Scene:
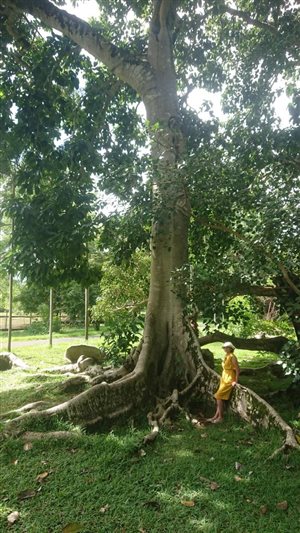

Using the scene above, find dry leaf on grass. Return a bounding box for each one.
[235,462,242,471]
[62,523,82,533]
[36,471,49,483]
[260,505,268,515]
[7,511,20,525]
[99,504,109,514]
[23,442,32,451]
[138,449,146,457]
[17,489,36,501]
[199,476,220,490]
[276,501,288,511]
[234,475,243,482]
[181,500,195,507]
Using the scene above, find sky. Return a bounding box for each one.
[64,1,292,127]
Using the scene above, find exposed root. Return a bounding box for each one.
[22,431,78,441]
[43,363,78,374]
[142,388,194,445]
[0,401,50,420]
[188,325,300,456]
[268,429,300,459]
[0,352,30,371]
[4,364,148,437]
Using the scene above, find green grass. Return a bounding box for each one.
[0,341,105,417]
[0,326,100,342]
[0,338,299,532]
[1,418,300,533]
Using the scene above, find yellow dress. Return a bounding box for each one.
[214,354,236,400]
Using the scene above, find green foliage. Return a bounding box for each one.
[92,249,150,359]
[1,0,299,356]
[279,341,300,382]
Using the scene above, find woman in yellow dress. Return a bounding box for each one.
[208,341,240,423]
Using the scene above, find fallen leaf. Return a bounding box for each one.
[210,482,220,491]
[138,529,148,533]
[99,504,109,514]
[62,523,82,533]
[209,457,215,462]
[138,449,146,457]
[276,500,288,511]
[36,471,49,483]
[7,511,20,525]
[11,459,18,465]
[181,500,195,507]
[260,505,268,515]
[23,442,32,451]
[235,462,242,471]
[201,432,208,438]
[234,475,242,482]
[17,489,36,500]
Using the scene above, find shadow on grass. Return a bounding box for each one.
[0,416,300,533]
[0,378,70,417]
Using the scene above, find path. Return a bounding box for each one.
[0,336,99,349]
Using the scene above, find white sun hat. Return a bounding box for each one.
[222,341,236,350]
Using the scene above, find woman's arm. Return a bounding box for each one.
[231,355,240,386]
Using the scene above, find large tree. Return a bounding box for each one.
[1,0,299,449]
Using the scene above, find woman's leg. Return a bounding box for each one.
[207,401,220,421]
[213,400,224,423]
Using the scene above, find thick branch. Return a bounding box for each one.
[1,0,154,95]
[235,285,280,297]
[224,5,277,33]
[198,330,288,354]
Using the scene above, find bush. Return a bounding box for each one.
[25,317,61,334]
[279,341,300,382]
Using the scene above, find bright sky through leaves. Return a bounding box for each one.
[65,0,292,127]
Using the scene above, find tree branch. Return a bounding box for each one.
[224,4,277,34]
[198,330,288,354]
[1,0,154,94]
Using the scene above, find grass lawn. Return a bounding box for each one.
[0,338,300,532]
[0,326,100,343]
[1,419,300,532]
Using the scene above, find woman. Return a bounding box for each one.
[208,341,240,424]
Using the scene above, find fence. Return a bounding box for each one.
[0,315,40,331]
